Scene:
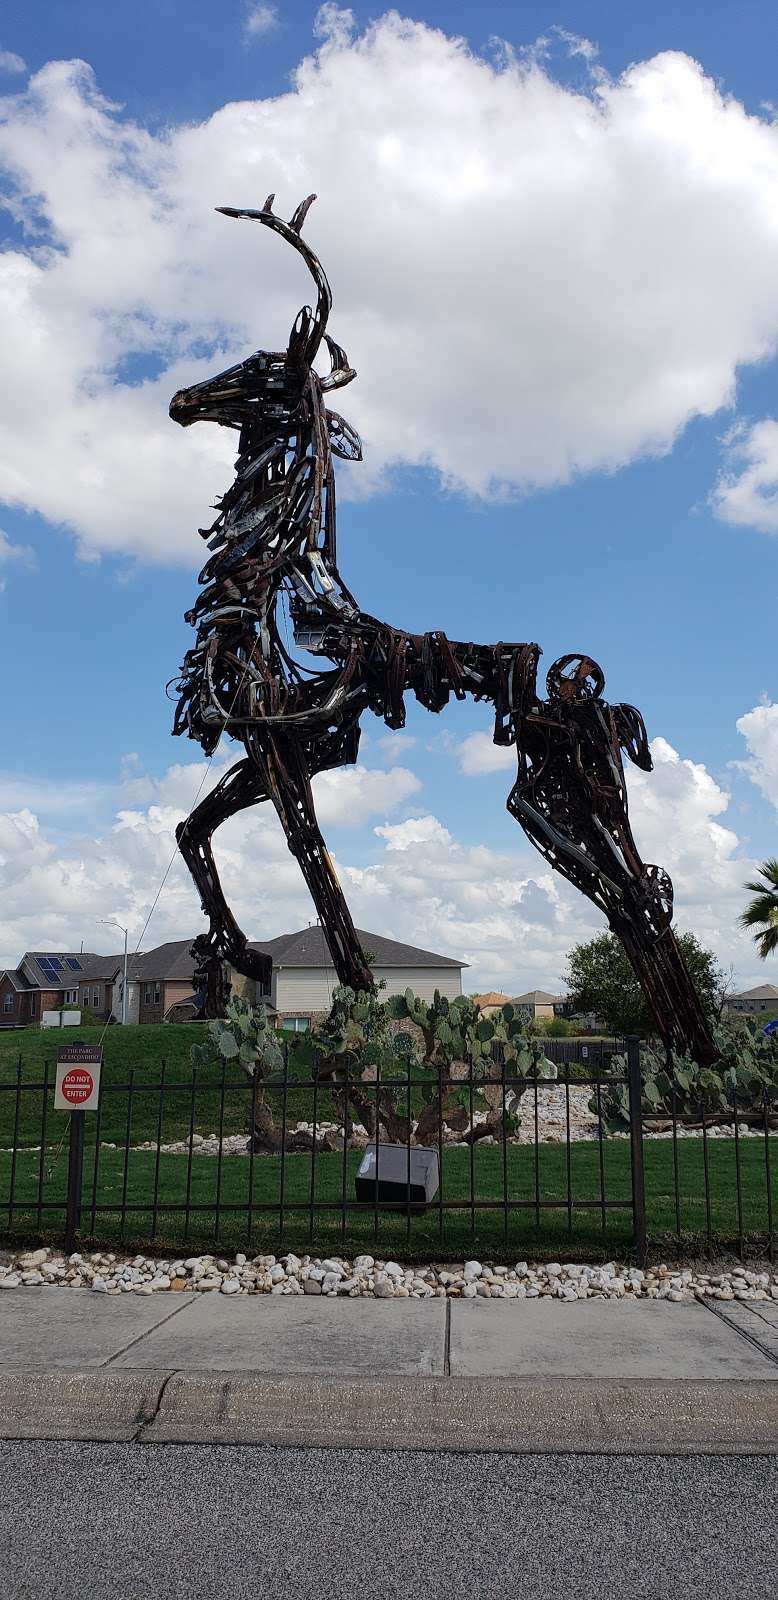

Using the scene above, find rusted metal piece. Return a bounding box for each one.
[170,196,718,1067]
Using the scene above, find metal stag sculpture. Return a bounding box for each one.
[169,195,717,1067]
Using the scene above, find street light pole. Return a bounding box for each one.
[99,919,129,1025]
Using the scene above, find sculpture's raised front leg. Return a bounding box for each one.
[176,759,274,1016]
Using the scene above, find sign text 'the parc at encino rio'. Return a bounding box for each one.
[54,1044,103,1112]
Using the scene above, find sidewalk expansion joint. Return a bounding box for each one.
[701,1298,778,1369]
[103,1296,194,1367]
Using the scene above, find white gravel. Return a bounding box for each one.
[3,1086,767,1161]
[1,1246,776,1303]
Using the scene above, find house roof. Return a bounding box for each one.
[13,927,466,990]
[20,952,116,990]
[128,940,198,982]
[249,926,466,970]
[513,990,566,1006]
[731,984,778,1001]
[473,991,512,1008]
[0,969,36,993]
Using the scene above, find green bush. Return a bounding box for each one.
[544,1017,574,1038]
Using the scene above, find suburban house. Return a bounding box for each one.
[246,926,465,1030]
[0,951,121,1028]
[472,991,513,1016]
[2,928,465,1030]
[725,983,778,1016]
[117,941,204,1025]
[513,989,571,1020]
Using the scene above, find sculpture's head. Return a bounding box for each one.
[169,195,361,459]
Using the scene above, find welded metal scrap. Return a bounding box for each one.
[168,194,717,1066]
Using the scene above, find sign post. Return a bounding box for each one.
[56,1044,103,1250]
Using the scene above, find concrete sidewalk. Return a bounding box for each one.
[0,1288,777,1453]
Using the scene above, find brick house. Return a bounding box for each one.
[119,941,201,1024]
[0,951,121,1028]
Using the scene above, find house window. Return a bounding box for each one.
[29,994,36,1016]
[3,993,14,1013]
[144,983,161,1006]
[92,989,100,1009]
[64,990,78,1005]
[285,1016,310,1033]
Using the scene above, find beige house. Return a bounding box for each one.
[248,926,465,1030]
[725,983,778,1016]
[513,989,569,1020]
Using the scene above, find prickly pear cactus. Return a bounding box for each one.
[193,987,558,1151]
[191,995,284,1080]
[591,1018,778,1132]
[385,992,555,1143]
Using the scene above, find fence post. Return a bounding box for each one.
[64,1110,85,1252]
[626,1035,647,1264]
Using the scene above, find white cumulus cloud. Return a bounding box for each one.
[736,700,778,811]
[456,731,516,775]
[2,24,778,562]
[712,418,778,534]
[0,48,25,74]
[0,528,36,592]
[244,4,279,40]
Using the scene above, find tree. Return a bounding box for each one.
[741,859,778,960]
[565,931,724,1036]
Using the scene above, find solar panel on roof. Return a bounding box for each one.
[65,958,82,970]
[48,958,63,971]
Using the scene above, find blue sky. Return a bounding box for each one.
[0,2,776,988]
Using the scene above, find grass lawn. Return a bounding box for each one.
[0,1023,527,1149]
[0,1022,618,1152]
[0,1024,355,1148]
[1,1137,775,1262]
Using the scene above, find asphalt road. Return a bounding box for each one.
[1,1441,776,1598]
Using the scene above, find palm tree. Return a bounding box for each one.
[741,859,778,960]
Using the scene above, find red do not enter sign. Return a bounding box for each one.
[60,1068,94,1106]
[55,1048,102,1111]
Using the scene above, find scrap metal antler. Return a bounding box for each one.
[170,196,717,1066]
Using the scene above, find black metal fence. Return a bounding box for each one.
[0,1038,775,1261]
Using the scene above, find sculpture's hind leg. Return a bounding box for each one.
[251,729,375,994]
[176,758,274,1015]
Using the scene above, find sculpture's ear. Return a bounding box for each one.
[326,410,362,462]
[614,703,652,770]
[320,333,356,392]
[288,305,315,368]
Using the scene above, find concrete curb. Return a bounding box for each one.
[3,1370,776,1453]
[0,1370,171,1442]
[142,1374,778,1454]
